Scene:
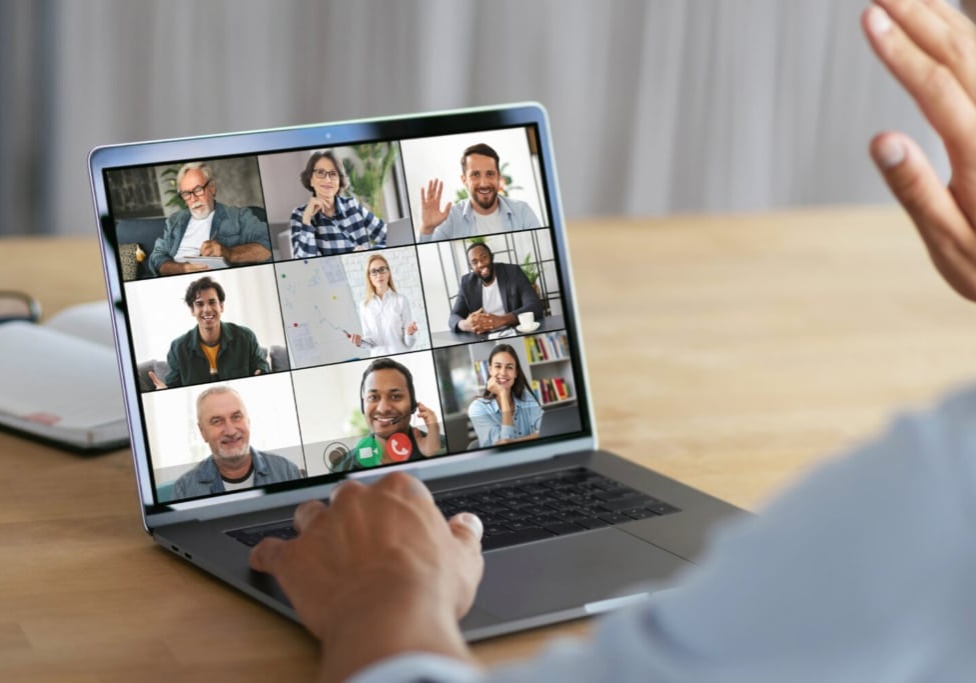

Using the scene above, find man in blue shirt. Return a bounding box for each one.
[418,143,542,243]
[248,2,976,681]
[149,162,272,276]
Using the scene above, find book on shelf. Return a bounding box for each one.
[531,376,572,406]
[473,359,490,387]
[0,301,128,452]
[524,332,569,363]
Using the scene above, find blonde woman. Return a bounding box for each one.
[346,254,418,357]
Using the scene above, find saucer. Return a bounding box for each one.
[516,321,541,333]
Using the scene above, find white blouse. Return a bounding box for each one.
[360,289,416,357]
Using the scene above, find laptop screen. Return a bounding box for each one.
[89,104,592,512]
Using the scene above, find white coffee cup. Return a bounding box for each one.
[518,311,535,328]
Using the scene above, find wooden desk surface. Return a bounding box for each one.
[3,206,976,681]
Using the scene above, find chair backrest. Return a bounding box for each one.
[385,217,414,247]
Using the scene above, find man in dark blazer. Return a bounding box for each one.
[448,242,543,334]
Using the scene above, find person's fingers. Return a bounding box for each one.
[875,0,976,96]
[447,512,485,617]
[915,0,976,44]
[864,3,976,165]
[329,479,365,506]
[292,499,329,533]
[870,131,976,299]
[249,536,286,573]
[375,471,434,505]
[448,511,484,546]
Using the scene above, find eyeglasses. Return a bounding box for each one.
[312,169,340,181]
[369,266,389,276]
[177,179,213,201]
[0,290,41,324]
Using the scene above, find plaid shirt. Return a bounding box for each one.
[290,195,386,257]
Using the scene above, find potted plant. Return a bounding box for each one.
[520,253,546,312]
[342,143,398,220]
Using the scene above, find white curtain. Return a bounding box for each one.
[0,0,951,237]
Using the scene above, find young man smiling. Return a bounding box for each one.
[149,276,270,389]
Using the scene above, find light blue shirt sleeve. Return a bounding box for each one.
[419,203,467,243]
[349,654,483,683]
[468,398,502,447]
[354,383,976,681]
[510,197,541,229]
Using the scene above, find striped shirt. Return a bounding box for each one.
[290,195,386,257]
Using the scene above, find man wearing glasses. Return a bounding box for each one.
[149,162,273,276]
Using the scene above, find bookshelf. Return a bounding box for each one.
[522,332,575,409]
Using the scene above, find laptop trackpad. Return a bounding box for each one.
[476,528,690,620]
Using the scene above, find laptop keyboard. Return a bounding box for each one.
[227,468,680,551]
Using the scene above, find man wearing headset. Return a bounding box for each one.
[331,358,442,472]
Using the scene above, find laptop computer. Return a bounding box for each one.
[88,103,744,641]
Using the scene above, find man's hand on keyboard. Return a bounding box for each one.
[249,472,484,682]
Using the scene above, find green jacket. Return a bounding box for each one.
[164,321,270,387]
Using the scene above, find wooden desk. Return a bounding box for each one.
[3,206,976,680]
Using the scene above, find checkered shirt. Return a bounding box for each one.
[290,195,387,257]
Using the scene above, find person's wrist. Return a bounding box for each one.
[317,579,473,682]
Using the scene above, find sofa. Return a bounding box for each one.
[115,217,168,280]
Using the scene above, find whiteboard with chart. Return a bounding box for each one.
[274,258,366,368]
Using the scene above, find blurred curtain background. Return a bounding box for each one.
[0,0,955,236]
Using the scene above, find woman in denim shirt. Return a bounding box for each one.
[467,343,542,447]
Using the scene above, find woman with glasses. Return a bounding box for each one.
[290,150,387,257]
[468,343,542,448]
[346,253,418,357]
